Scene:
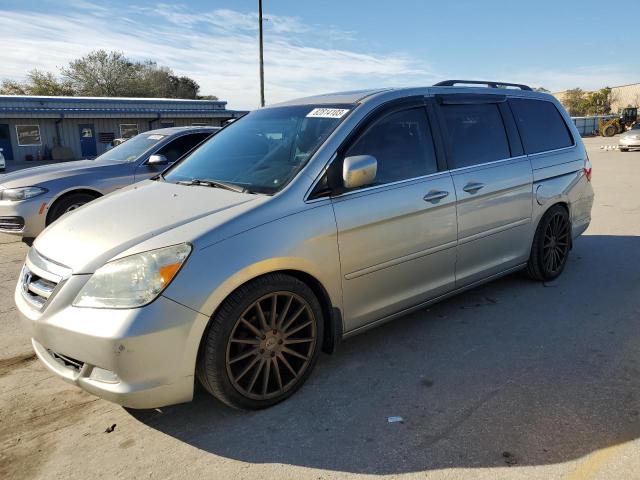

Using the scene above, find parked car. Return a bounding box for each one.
[0,127,218,238]
[619,123,640,152]
[0,148,5,172]
[16,81,594,410]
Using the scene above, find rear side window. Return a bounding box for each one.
[509,99,574,154]
[441,103,510,168]
[346,107,438,185]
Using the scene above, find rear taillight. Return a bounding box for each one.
[584,155,592,181]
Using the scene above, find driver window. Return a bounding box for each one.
[156,133,211,163]
[345,107,438,185]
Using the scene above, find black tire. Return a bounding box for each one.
[197,273,324,410]
[47,193,97,225]
[526,205,571,281]
[602,125,616,137]
[620,148,629,152]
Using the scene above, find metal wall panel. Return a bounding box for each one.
[0,116,226,162]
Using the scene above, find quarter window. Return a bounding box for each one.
[16,125,42,146]
[345,107,438,185]
[510,99,574,154]
[441,103,510,168]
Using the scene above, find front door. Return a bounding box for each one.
[79,124,97,158]
[0,124,14,160]
[331,103,457,332]
[437,98,533,287]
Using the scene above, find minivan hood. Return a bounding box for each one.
[0,160,120,188]
[34,180,259,273]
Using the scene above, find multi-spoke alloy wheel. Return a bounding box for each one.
[527,205,571,281]
[542,211,570,275]
[226,292,317,400]
[197,274,323,409]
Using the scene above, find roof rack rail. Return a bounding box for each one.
[433,80,532,91]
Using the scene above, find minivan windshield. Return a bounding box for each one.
[97,133,167,163]
[164,104,354,194]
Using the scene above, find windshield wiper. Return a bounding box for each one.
[176,178,247,193]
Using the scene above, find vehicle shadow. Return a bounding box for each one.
[128,234,640,475]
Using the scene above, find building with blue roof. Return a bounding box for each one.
[0,96,246,164]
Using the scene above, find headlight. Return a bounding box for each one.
[0,186,48,201]
[73,243,192,309]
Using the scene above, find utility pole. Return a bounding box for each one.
[258,0,265,107]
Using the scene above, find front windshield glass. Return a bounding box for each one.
[98,133,167,163]
[164,104,354,194]
[632,123,640,130]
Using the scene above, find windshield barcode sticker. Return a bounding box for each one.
[306,108,350,119]
[147,134,166,140]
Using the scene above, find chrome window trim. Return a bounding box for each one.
[526,144,577,158]
[448,155,528,174]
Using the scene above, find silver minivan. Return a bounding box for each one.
[16,81,594,410]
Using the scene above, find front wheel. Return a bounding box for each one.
[620,147,629,152]
[197,274,324,410]
[602,125,616,137]
[526,205,571,281]
[47,193,98,225]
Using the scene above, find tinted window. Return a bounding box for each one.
[510,99,573,154]
[346,107,437,185]
[157,133,211,163]
[441,103,510,168]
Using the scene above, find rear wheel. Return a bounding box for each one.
[197,274,323,410]
[526,205,571,281]
[620,147,629,152]
[47,193,98,225]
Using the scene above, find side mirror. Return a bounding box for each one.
[147,154,169,166]
[343,155,377,189]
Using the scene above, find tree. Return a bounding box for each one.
[559,87,616,116]
[62,50,147,97]
[584,88,613,115]
[1,50,212,99]
[0,69,74,96]
[561,88,588,116]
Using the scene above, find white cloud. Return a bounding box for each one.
[0,3,435,109]
[503,66,639,93]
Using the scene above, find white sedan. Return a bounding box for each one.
[619,124,640,152]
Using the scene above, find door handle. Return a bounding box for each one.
[423,190,449,203]
[463,182,485,194]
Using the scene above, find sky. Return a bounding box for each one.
[0,0,638,110]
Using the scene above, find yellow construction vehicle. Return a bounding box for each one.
[599,107,638,137]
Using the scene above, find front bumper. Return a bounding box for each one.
[16,261,211,409]
[0,196,51,237]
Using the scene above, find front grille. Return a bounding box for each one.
[0,216,24,231]
[20,249,71,311]
[47,350,85,372]
[21,268,58,309]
